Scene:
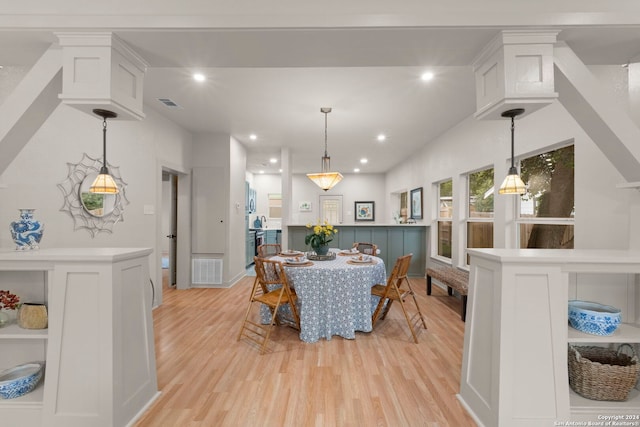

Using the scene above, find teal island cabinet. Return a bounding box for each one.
[287,224,428,277]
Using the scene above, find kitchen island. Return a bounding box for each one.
[287,224,428,276]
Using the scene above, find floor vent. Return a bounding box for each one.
[192,257,223,285]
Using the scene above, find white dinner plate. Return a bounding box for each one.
[340,249,359,254]
[350,256,372,263]
[285,258,308,265]
[281,250,304,256]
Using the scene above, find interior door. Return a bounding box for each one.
[168,173,178,287]
[192,167,226,253]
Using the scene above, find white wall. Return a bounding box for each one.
[191,133,247,286]
[0,102,194,300]
[253,174,283,229]
[228,136,247,283]
[385,98,637,268]
[290,173,386,225]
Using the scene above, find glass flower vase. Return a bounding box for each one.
[0,310,10,328]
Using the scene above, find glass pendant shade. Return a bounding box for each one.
[498,166,526,194]
[307,173,343,191]
[499,108,526,195]
[90,167,119,194]
[308,107,342,191]
[90,109,119,194]
[307,156,343,191]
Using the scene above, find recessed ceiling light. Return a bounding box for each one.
[279,169,283,173]
[421,71,434,81]
[360,158,368,164]
[249,134,257,140]
[259,170,265,174]
[354,168,360,173]
[377,134,386,142]
[270,158,278,164]
[193,73,206,82]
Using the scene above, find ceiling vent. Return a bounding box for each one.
[157,98,182,109]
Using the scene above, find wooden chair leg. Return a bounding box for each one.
[396,298,419,343]
[372,295,387,325]
[405,279,427,331]
[380,299,394,320]
[426,275,432,295]
[461,295,467,322]
[397,280,427,344]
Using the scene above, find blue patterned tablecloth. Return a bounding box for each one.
[261,250,386,343]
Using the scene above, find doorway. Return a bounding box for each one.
[162,171,178,288]
[319,194,343,224]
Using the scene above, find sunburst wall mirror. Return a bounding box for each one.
[57,153,129,237]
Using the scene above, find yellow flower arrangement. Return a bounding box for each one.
[304,220,338,248]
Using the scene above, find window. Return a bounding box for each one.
[466,167,494,264]
[268,194,282,218]
[437,180,453,258]
[518,144,574,249]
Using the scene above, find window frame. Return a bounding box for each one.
[434,179,453,261]
[515,142,575,249]
[465,166,495,265]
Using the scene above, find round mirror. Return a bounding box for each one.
[79,173,117,217]
[58,153,128,237]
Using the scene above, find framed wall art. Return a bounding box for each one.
[299,201,312,212]
[354,201,375,221]
[410,187,423,219]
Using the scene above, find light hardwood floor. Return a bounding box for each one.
[134,274,477,427]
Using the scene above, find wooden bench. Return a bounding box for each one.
[426,267,469,321]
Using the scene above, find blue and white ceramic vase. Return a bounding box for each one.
[10,209,44,251]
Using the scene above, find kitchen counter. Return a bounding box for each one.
[287,223,426,227]
[287,224,428,276]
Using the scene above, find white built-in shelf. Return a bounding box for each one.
[570,388,640,415]
[568,323,640,344]
[0,323,47,339]
[0,380,44,406]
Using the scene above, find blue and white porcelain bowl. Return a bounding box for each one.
[0,362,44,399]
[568,300,621,336]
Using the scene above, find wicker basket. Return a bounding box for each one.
[568,344,639,401]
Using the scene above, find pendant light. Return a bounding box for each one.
[90,109,119,194]
[307,107,343,191]
[498,108,527,195]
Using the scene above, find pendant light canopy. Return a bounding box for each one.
[307,107,343,191]
[498,108,527,195]
[90,109,119,194]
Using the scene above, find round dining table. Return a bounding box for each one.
[263,249,387,343]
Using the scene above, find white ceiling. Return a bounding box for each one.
[3,26,640,174]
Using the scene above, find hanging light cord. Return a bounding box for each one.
[509,115,515,170]
[101,117,109,172]
[324,111,329,158]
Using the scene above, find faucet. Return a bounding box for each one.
[260,215,267,228]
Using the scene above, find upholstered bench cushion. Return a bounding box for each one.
[425,267,470,321]
[426,267,469,295]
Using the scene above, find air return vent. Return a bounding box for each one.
[157,98,183,109]
[192,257,223,285]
